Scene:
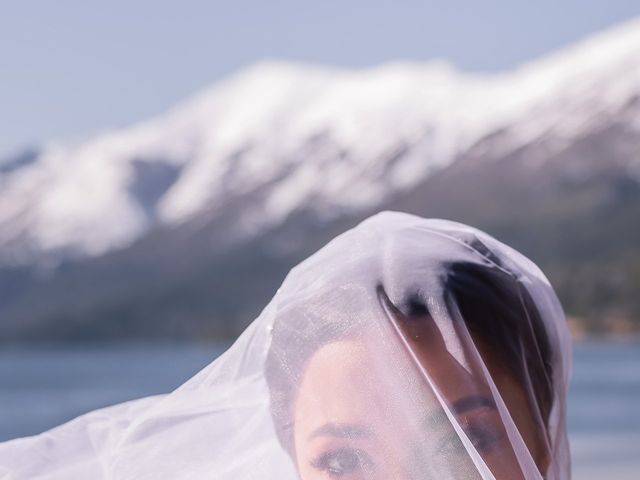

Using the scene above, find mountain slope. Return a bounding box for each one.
[1,18,640,340]
[1,18,639,267]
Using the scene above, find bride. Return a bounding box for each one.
[0,211,571,479]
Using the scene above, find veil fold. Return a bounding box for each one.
[0,211,571,480]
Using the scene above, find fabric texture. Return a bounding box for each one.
[0,211,572,479]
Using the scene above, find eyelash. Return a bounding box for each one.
[438,424,501,456]
[310,447,374,477]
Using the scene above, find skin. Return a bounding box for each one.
[291,313,550,480]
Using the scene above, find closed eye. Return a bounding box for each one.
[310,447,374,477]
[436,415,503,457]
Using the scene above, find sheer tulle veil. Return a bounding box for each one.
[0,211,572,480]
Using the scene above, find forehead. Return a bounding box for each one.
[292,339,385,452]
[292,336,435,437]
[295,339,378,410]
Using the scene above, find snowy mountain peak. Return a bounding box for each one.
[523,16,640,75]
[1,18,639,266]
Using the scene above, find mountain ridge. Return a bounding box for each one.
[1,18,639,268]
[1,19,640,339]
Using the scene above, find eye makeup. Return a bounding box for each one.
[310,447,374,477]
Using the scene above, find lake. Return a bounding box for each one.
[1,340,638,479]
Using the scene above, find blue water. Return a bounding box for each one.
[567,341,640,479]
[1,340,638,479]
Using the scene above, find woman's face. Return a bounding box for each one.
[291,318,549,480]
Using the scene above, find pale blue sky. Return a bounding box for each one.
[1,1,639,157]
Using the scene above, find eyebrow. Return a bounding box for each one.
[424,395,497,427]
[309,422,373,441]
[452,395,497,414]
[307,396,497,441]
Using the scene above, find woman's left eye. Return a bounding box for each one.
[311,447,374,477]
[437,424,500,456]
[464,424,501,453]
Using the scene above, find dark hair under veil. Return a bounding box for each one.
[264,237,554,460]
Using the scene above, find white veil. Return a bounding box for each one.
[0,211,572,480]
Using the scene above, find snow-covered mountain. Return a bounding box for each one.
[2,18,640,340]
[1,18,640,267]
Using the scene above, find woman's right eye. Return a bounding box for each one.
[310,447,374,477]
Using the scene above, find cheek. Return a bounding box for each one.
[474,341,550,473]
[492,371,549,471]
